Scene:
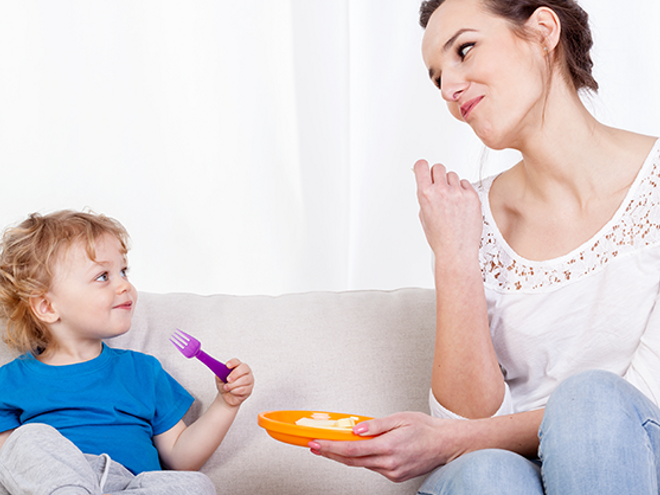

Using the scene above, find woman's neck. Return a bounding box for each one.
[508,84,647,208]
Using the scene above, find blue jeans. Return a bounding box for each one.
[418,370,660,494]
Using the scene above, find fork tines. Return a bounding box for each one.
[169,331,188,348]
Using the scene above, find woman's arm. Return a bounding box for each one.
[154,359,254,471]
[414,160,504,418]
[311,408,544,482]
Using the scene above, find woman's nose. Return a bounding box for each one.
[440,71,468,102]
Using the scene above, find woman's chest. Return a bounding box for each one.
[486,252,660,377]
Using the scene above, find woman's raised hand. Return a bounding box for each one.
[413,159,483,263]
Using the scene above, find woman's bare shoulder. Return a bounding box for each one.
[606,128,657,160]
[487,162,524,213]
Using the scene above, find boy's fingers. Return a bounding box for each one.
[224,358,240,368]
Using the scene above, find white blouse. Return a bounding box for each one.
[431,139,660,419]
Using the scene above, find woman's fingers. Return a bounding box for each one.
[430,162,448,185]
[446,171,461,187]
[310,412,452,483]
[413,158,482,258]
[413,159,432,190]
[414,158,461,189]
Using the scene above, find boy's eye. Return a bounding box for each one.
[96,273,108,282]
[120,267,129,278]
[458,42,475,59]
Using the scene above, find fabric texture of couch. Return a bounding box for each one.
[0,288,436,494]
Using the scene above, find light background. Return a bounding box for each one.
[0,0,658,295]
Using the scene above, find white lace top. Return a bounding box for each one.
[430,139,660,418]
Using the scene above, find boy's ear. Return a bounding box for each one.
[29,294,60,324]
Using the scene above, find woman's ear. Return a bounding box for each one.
[29,294,59,324]
[526,6,561,53]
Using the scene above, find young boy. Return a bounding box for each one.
[0,210,254,494]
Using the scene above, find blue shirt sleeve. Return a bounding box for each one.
[0,359,25,433]
[144,354,195,435]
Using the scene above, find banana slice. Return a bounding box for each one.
[295,414,360,430]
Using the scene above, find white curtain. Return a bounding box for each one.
[0,0,658,295]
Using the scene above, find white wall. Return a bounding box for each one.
[0,0,658,296]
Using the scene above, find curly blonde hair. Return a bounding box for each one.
[0,210,130,355]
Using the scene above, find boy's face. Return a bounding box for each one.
[45,233,138,344]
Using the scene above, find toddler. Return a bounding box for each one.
[0,210,254,494]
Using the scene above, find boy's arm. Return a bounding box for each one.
[154,359,253,471]
[0,429,15,451]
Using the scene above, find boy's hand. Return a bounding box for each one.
[156,358,254,471]
[216,359,253,407]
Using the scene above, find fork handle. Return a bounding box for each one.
[195,350,231,382]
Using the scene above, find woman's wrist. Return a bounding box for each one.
[466,410,544,458]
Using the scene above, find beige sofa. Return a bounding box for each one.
[0,288,437,494]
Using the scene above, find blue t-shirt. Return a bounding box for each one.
[0,344,194,474]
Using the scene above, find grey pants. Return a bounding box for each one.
[0,424,217,495]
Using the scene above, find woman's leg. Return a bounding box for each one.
[417,448,544,495]
[539,370,660,495]
[0,423,102,495]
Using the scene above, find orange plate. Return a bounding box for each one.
[258,410,373,447]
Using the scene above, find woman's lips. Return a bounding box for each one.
[460,96,484,120]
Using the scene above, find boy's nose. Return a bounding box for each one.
[116,276,132,293]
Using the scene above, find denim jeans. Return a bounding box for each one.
[418,370,660,495]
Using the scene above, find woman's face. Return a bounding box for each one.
[422,0,548,150]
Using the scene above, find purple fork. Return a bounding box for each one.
[170,329,231,382]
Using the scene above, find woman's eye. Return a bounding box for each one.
[96,273,108,282]
[458,43,475,59]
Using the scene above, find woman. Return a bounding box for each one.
[310,0,660,493]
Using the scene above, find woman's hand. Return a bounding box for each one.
[308,412,466,483]
[308,410,544,482]
[413,159,483,263]
[216,359,254,407]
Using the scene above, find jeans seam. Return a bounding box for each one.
[642,418,660,429]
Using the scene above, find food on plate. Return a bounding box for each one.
[295,412,360,430]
